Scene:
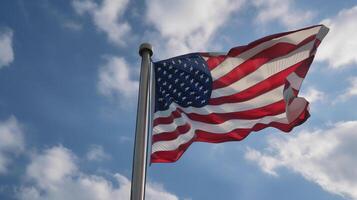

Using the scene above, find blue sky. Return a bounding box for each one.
[1,0,357,199]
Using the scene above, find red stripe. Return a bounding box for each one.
[206,55,226,71]
[153,109,181,126]
[227,25,323,57]
[152,123,191,143]
[151,102,310,163]
[295,55,313,78]
[154,100,287,126]
[185,100,286,124]
[151,139,195,163]
[203,26,322,74]
[209,57,314,105]
[212,35,317,90]
[195,105,309,142]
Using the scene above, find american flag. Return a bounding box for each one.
[151,25,329,163]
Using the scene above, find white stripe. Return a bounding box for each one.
[154,104,177,119]
[287,72,304,90]
[211,41,315,98]
[211,26,322,81]
[152,129,195,153]
[154,111,287,135]
[153,114,189,134]
[202,56,209,61]
[154,86,284,118]
[152,113,288,153]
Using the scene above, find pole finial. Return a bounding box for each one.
[139,43,153,57]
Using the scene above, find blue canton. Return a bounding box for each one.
[154,53,213,111]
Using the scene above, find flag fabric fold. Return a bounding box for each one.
[151,25,329,163]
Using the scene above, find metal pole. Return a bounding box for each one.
[130,43,153,200]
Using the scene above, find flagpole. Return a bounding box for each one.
[130,43,153,200]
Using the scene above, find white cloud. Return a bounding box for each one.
[337,76,357,101]
[0,116,25,174]
[97,56,138,101]
[26,146,77,190]
[72,0,130,46]
[0,28,14,68]
[245,121,357,199]
[145,0,245,57]
[86,145,110,161]
[18,146,179,200]
[316,6,357,68]
[300,87,325,104]
[252,0,314,29]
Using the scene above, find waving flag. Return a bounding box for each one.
[151,25,329,163]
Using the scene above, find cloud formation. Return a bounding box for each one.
[337,76,357,102]
[86,145,111,161]
[252,0,314,29]
[301,87,325,104]
[0,28,14,68]
[245,121,357,199]
[97,56,138,102]
[72,0,130,46]
[146,0,245,57]
[0,116,25,174]
[19,146,179,200]
[316,6,357,68]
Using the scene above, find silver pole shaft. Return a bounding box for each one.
[130,43,153,200]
